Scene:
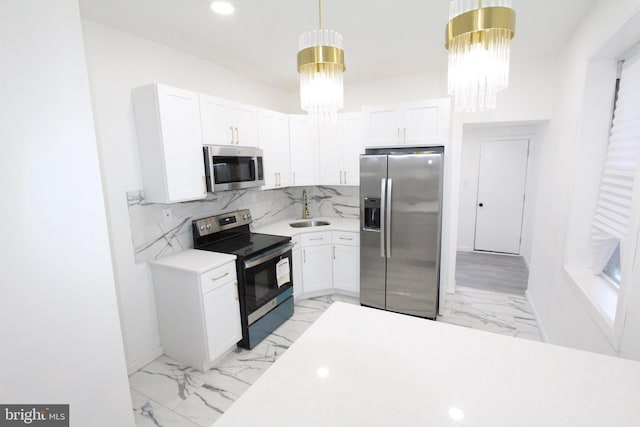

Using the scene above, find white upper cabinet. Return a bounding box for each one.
[132,84,207,204]
[363,98,450,147]
[318,112,363,186]
[199,94,258,147]
[318,119,344,186]
[341,113,364,185]
[289,115,319,186]
[258,109,291,189]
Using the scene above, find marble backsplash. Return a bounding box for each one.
[128,186,359,264]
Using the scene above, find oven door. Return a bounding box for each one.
[243,243,294,324]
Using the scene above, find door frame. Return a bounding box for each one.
[473,136,531,255]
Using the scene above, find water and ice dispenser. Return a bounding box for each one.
[363,197,381,230]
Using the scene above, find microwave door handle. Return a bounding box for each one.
[380,178,386,258]
[244,243,295,269]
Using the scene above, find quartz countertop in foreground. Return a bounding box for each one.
[213,302,640,427]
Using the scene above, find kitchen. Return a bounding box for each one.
[3,0,640,426]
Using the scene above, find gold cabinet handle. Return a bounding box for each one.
[235,127,239,144]
[274,172,278,187]
[397,128,401,144]
[293,172,296,185]
[303,249,306,263]
[403,127,407,145]
[277,172,281,187]
[339,237,353,241]
[309,237,324,241]
[344,170,347,184]
[333,246,336,260]
[211,272,230,281]
[229,126,234,144]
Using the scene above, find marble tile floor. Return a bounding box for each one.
[130,290,542,426]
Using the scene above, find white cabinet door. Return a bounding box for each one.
[363,106,402,147]
[318,120,344,186]
[259,109,291,189]
[202,280,242,362]
[301,245,333,293]
[333,244,360,294]
[199,94,234,146]
[342,112,363,185]
[363,99,450,148]
[230,103,258,147]
[289,115,319,186]
[132,84,206,203]
[272,112,292,187]
[403,99,450,145]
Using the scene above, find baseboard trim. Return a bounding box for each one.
[525,290,549,343]
[126,346,163,375]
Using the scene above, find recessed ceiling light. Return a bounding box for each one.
[210,1,234,15]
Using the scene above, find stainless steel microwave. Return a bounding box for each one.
[203,145,264,192]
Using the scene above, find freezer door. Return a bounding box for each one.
[386,153,443,318]
[359,155,388,310]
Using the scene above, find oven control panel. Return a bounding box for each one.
[193,209,252,237]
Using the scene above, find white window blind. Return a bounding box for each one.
[592,53,640,272]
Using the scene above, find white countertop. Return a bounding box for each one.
[148,249,236,274]
[214,302,640,427]
[252,217,360,237]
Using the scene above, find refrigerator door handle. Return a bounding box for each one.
[386,178,393,258]
[380,178,386,258]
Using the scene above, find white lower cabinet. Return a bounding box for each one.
[332,231,360,294]
[203,279,242,362]
[149,251,241,372]
[294,230,360,298]
[301,231,333,293]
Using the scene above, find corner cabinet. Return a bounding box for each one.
[289,115,320,186]
[258,109,292,189]
[318,113,363,186]
[132,84,207,203]
[149,251,241,372]
[199,94,258,147]
[363,98,451,147]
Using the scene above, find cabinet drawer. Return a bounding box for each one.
[332,231,359,247]
[301,231,332,247]
[200,261,237,294]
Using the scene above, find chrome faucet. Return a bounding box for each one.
[301,189,310,219]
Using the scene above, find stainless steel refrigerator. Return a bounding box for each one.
[360,147,444,319]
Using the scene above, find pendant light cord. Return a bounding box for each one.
[318,0,323,29]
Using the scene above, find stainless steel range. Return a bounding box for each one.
[192,210,294,349]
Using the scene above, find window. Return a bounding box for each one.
[591,55,640,289]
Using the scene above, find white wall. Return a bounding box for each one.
[0,2,133,425]
[527,0,640,359]
[456,124,544,268]
[81,20,296,371]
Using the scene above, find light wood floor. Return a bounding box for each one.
[455,251,529,295]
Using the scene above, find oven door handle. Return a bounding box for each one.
[243,242,294,269]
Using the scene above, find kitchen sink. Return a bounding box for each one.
[289,220,331,228]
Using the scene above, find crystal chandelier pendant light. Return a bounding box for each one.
[445,0,516,112]
[297,0,345,124]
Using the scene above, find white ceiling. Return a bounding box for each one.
[78,0,597,92]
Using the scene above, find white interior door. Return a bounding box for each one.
[474,139,529,254]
